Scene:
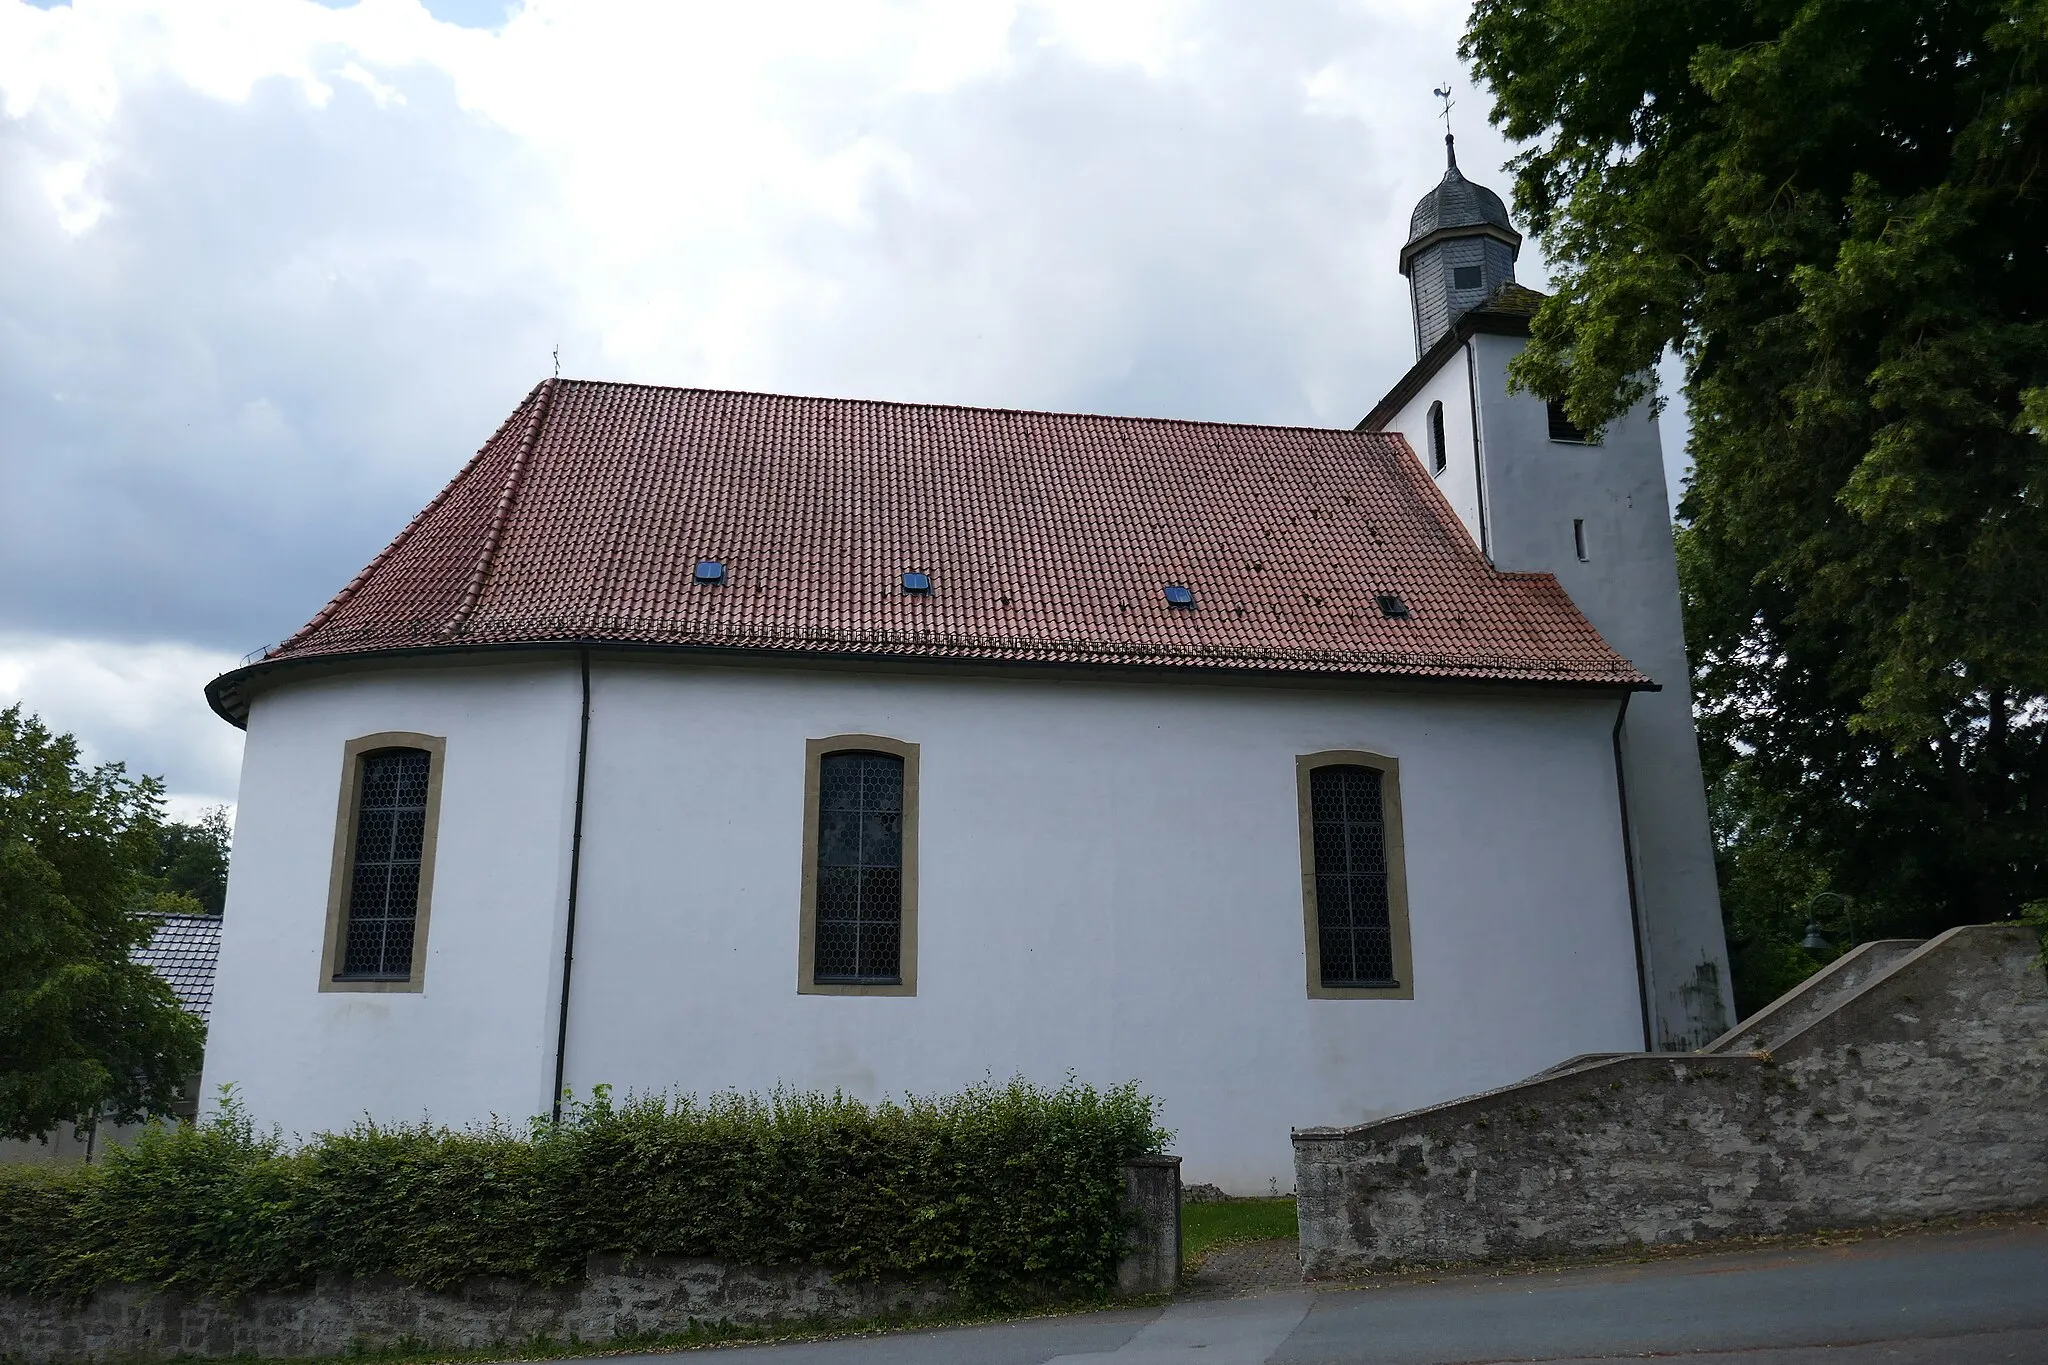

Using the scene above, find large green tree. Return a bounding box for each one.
[0,705,207,1142]
[153,806,232,916]
[1463,0,2048,1008]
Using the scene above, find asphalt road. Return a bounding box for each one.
[622,1223,2048,1364]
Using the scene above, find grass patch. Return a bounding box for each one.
[1183,1197,1297,1270]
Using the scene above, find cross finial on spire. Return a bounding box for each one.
[1433,83,1457,168]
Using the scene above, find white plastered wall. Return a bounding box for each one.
[204,661,583,1135]
[208,656,1648,1190]
[1381,336,1734,1048]
[1382,353,1486,550]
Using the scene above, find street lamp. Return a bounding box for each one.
[1803,891,1856,954]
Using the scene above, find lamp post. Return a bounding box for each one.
[1803,891,1856,955]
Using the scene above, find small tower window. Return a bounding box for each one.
[1427,401,1447,475]
[1547,401,1591,444]
[1451,265,1482,290]
[1573,518,1589,561]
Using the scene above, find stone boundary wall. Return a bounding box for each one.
[0,1160,1179,1362]
[0,1257,948,1364]
[1293,924,2048,1277]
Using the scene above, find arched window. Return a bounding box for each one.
[322,734,445,990]
[1427,401,1448,475]
[800,737,920,995]
[1298,753,1413,998]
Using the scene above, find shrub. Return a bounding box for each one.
[0,1077,1165,1306]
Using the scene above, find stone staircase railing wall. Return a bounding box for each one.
[1293,924,2048,1277]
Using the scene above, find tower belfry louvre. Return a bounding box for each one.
[1400,135,1523,357]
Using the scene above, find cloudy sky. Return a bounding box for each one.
[0,0,1692,821]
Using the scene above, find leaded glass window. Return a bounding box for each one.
[1311,764,1397,987]
[339,747,431,980]
[813,750,903,984]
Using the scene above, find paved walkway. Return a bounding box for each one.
[1180,1238,1305,1299]
[623,1223,2048,1363]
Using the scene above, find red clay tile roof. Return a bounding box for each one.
[238,379,1643,694]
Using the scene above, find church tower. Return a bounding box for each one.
[1363,142,1738,1051]
[1401,136,1522,358]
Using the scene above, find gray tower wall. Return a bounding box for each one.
[1381,335,1736,1049]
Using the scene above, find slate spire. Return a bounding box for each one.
[1399,135,1523,357]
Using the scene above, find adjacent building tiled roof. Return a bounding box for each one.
[135,914,223,1021]
[215,380,1644,715]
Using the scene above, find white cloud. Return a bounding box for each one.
[0,633,244,818]
[2,0,1679,786]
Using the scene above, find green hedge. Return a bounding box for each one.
[0,1078,1165,1305]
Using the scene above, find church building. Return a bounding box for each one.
[203,141,1733,1190]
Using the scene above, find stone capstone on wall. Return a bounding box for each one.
[1703,938,1921,1057]
[1293,924,2048,1277]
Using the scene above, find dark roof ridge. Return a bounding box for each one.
[443,376,558,639]
[551,376,1379,442]
[276,381,550,655]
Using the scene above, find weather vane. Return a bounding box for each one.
[1433,83,1455,136]
[552,344,560,379]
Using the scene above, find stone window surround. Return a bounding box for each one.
[1297,749,1416,1001]
[319,731,447,994]
[797,734,920,998]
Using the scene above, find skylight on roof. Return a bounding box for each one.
[694,561,726,584]
[1376,592,1411,619]
[1164,585,1195,608]
[902,571,931,593]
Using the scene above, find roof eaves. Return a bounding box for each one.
[1358,306,1536,433]
[204,634,1655,728]
[1398,220,1524,274]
